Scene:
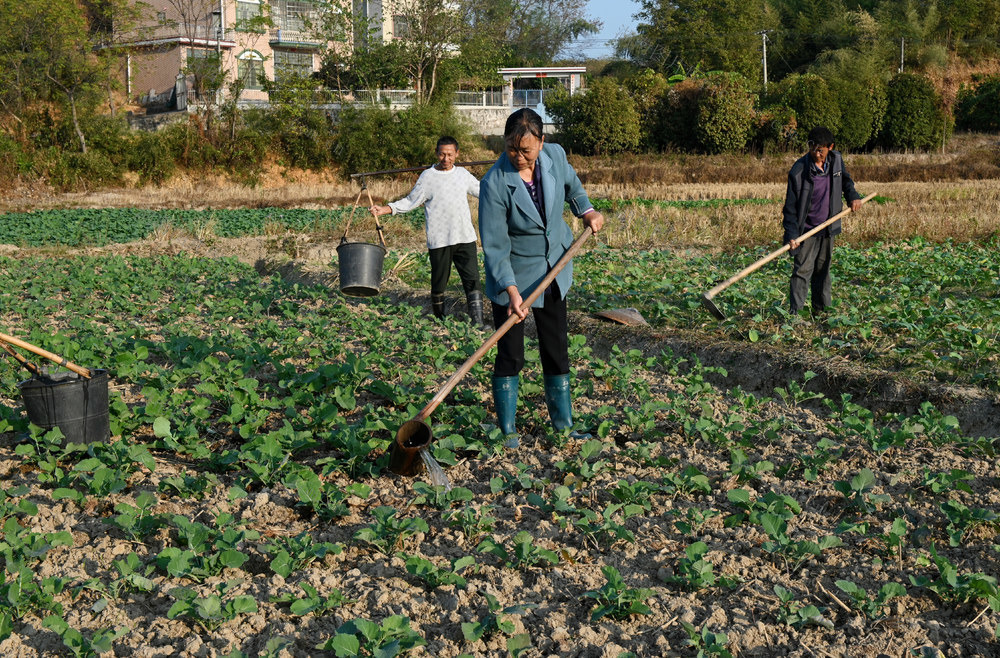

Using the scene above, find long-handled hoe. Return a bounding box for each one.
[389,227,595,476]
[700,192,876,320]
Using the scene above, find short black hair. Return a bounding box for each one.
[504,108,544,146]
[436,136,459,151]
[807,127,835,147]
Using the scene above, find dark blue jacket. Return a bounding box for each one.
[782,150,860,247]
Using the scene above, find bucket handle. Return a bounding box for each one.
[0,331,92,379]
[339,176,387,248]
[0,341,43,377]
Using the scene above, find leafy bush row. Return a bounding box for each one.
[549,70,951,155]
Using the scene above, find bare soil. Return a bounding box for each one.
[0,230,998,657]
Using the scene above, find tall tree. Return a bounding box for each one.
[627,0,779,81]
[0,0,107,151]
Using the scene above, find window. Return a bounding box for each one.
[237,51,264,90]
[283,0,315,32]
[392,14,411,38]
[236,0,263,31]
[274,50,313,82]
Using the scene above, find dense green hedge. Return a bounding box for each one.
[880,73,950,150]
[954,76,1000,132]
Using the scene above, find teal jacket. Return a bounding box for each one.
[478,143,592,308]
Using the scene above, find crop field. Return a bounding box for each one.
[0,187,998,657]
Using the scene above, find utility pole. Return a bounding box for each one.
[899,37,904,73]
[756,30,770,90]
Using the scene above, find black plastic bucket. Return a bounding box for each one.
[337,241,387,297]
[17,369,110,444]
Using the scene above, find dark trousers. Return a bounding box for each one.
[789,231,833,313]
[429,242,480,295]
[492,283,569,378]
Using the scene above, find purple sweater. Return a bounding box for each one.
[805,159,831,229]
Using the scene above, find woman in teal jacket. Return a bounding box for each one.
[479,108,604,447]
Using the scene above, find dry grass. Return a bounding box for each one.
[593,179,1000,249]
[2,135,999,252]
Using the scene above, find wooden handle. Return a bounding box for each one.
[413,226,594,422]
[0,332,91,378]
[705,192,876,298]
[364,187,387,248]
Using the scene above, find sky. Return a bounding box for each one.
[571,0,640,60]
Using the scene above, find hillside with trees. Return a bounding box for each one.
[1,0,1000,191]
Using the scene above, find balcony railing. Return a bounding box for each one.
[269,28,322,46]
[453,90,505,107]
[312,89,506,108]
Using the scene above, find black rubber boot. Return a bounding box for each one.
[466,290,484,327]
[431,293,445,319]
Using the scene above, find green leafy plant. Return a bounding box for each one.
[834,469,890,515]
[271,582,353,616]
[443,504,497,542]
[354,506,429,555]
[835,580,907,619]
[260,532,342,578]
[760,514,843,574]
[940,501,999,547]
[104,492,162,541]
[661,465,712,499]
[461,592,534,647]
[478,531,559,569]
[402,554,476,589]
[583,566,655,621]
[409,483,474,510]
[727,449,774,483]
[317,615,426,655]
[555,439,608,481]
[167,581,258,630]
[681,621,733,658]
[663,541,738,590]
[773,585,832,629]
[725,489,800,527]
[156,512,260,581]
[41,616,128,658]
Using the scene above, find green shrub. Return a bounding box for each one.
[879,73,949,150]
[623,70,669,150]
[653,78,703,152]
[776,74,841,147]
[330,102,471,177]
[694,74,756,154]
[161,121,225,170]
[955,76,1000,132]
[653,74,755,153]
[827,77,875,151]
[46,149,124,191]
[750,104,797,154]
[126,131,177,185]
[547,78,641,155]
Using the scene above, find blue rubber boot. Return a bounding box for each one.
[544,374,592,439]
[492,376,520,448]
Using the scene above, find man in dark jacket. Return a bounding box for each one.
[782,126,862,316]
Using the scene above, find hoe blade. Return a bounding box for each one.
[700,292,726,321]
